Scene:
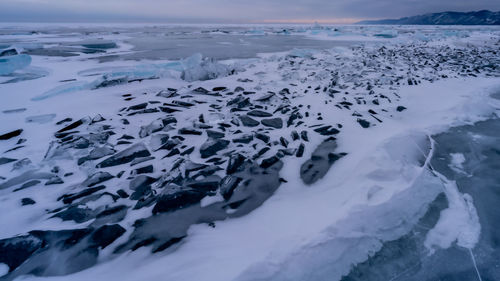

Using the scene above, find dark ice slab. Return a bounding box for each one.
[0,225,125,280]
[97,143,151,168]
[300,138,346,185]
[0,129,23,140]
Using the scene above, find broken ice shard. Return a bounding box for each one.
[373,30,398,38]
[181,57,232,82]
[0,54,32,75]
[31,81,91,101]
[78,40,117,49]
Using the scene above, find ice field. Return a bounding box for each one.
[0,23,500,281]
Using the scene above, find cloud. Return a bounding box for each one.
[0,0,499,22]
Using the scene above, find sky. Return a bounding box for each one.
[0,0,499,23]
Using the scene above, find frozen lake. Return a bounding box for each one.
[1,23,500,281]
[0,24,367,62]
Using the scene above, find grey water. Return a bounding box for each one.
[343,116,500,281]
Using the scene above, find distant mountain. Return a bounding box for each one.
[358,10,500,25]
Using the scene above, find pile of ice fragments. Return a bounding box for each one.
[0,33,499,280]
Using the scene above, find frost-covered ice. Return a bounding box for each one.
[424,175,480,254]
[1,23,500,281]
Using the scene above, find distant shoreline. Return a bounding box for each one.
[357,10,500,25]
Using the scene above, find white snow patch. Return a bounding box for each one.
[424,174,481,254]
[449,153,466,174]
[0,263,9,277]
[200,194,224,208]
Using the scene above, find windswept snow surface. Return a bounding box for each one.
[0,24,500,281]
